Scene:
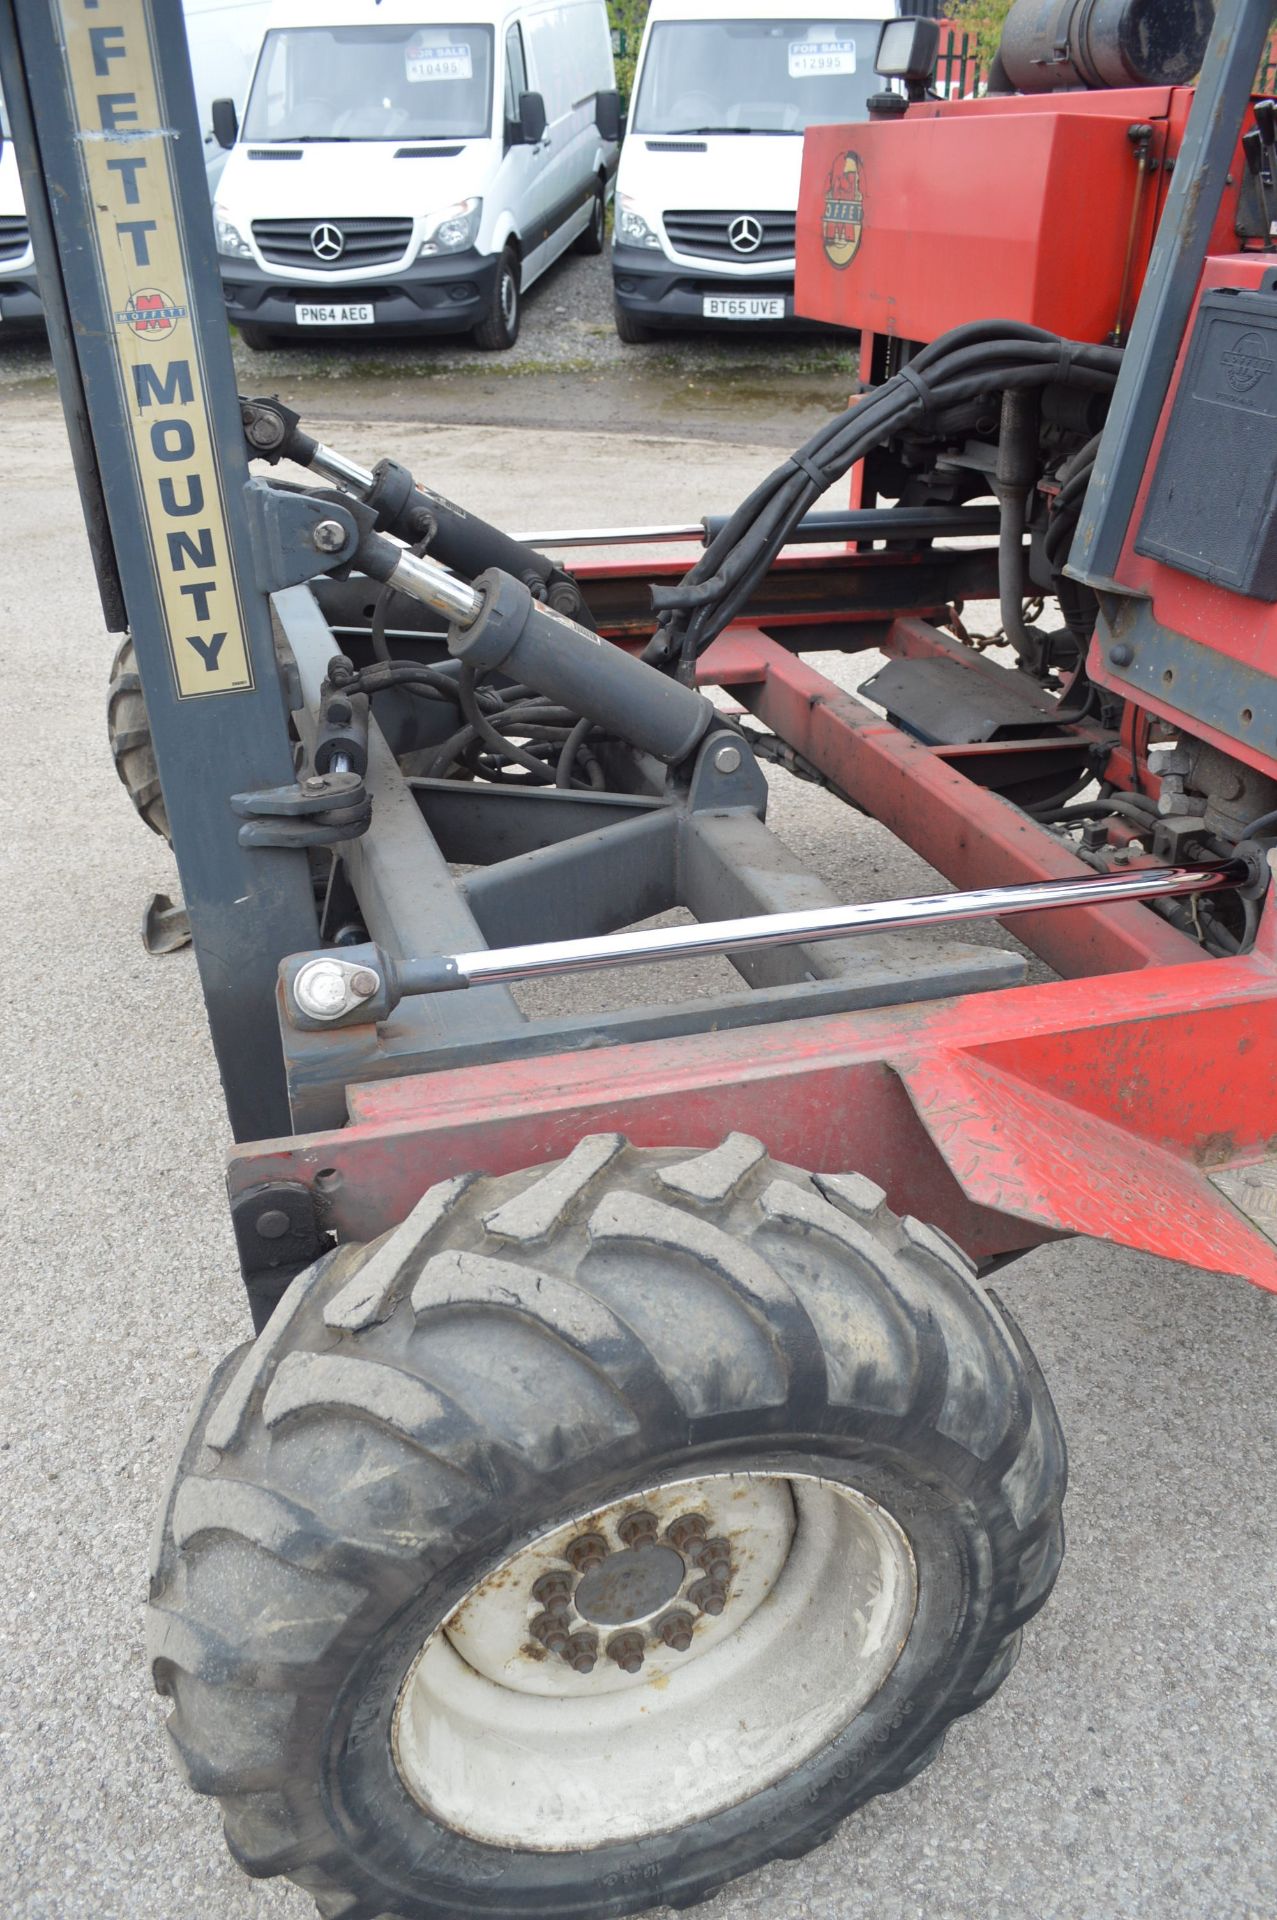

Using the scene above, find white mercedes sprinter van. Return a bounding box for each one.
[211,0,619,349]
[0,86,41,327]
[611,0,897,340]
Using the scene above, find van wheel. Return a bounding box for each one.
[615,302,655,345]
[575,178,607,255]
[474,246,521,351]
[148,1137,1066,1920]
[237,323,277,350]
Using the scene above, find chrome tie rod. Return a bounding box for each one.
[286,859,1252,1026]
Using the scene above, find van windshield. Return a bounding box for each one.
[242,24,495,142]
[632,18,880,134]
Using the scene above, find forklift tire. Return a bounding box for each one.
[575,177,607,255]
[148,1137,1065,1920]
[107,636,169,840]
[473,245,521,351]
[614,303,655,345]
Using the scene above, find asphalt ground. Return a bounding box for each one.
[1,294,1275,1920]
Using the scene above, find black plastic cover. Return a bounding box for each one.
[1137,286,1277,602]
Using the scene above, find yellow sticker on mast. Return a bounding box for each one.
[57,0,253,696]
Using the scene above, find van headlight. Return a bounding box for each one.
[418,197,481,257]
[616,195,661,249]
[213,204,252,259]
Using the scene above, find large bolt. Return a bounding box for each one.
[656,1610,695,1653]
[531,1571,573,1611]
[713,742,742,775]
[348,967,380,999]
[617,1510,659,1550]
[531,1610,572,1656]
[254,1209,291,1241]
[313,518,347,553]
[689,1578,727,1617]
[293,958,351,1019]
[607,1630,646,1674]
[666,1513,709,1557]
[566,1631,599,1674]
[565,1532,609,1574]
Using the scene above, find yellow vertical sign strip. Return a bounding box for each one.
[56,0,253,696]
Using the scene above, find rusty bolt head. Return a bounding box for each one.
[617,1509,659,1550]
[531,1611,571,1655]
[565,1532,609,1574]
[566,1632,599,1674]
[348,967,380,999]
[689,1578,727,1617]
[665,1513,709,1557]
[700,1537,732,1582]
[531,1571,573,1611]
[606,1630,646,1675]
[657,1610,695,1653]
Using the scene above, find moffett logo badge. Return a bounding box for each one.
[1221,328,1274,395]
[118,288,187,337]
[821,150,863,269]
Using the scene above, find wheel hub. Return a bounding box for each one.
[392,1470,918,1851]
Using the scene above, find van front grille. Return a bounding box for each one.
[0,215,30,262]
[251,216,414,270]
[663,209,796,263]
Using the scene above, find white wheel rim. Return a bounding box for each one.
[392,1471,917,1850]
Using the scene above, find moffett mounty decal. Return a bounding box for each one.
[821,150,864,270]
[56,0,253,697]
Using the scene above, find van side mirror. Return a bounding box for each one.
[517,91,547,145]
[211,98,239,149]
[595,89,621,142]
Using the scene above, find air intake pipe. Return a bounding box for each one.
[991,0,1214,93]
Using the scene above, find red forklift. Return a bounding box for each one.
[1,0,1275,1913]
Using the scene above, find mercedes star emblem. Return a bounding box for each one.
[310,222,346,261]
[727,214,763,254]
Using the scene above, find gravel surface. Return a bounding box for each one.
[0,247,854,396]
[2,336,1275,1920]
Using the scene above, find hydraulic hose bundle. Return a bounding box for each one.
[649,321,1123,676]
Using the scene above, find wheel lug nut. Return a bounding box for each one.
[531,1610,571,1655]
[618,1509,659,1549]
[531,1571,573,1610]
[666,1513,709,1556]
[689,1578,728,1617]
[699,1536,732,1581]
[566,1632,599,1674]
[565,1532,609,1573]
[657,1610,695,1652]
[607,1630,646,1674]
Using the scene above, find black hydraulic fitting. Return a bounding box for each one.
[314,660,369,777]
[450,570,714,765]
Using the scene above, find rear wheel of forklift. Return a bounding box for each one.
[148,1137,1065,1919]
[107,636,169,839]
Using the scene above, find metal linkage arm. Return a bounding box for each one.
[283,859,1253,1027]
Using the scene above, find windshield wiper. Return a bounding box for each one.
[663,125,797,136]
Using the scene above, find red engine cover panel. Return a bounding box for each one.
[797,89,1194,346]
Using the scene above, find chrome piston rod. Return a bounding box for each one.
[398,859,1250,996]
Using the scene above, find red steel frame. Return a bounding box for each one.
[230,605,1277,1299]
